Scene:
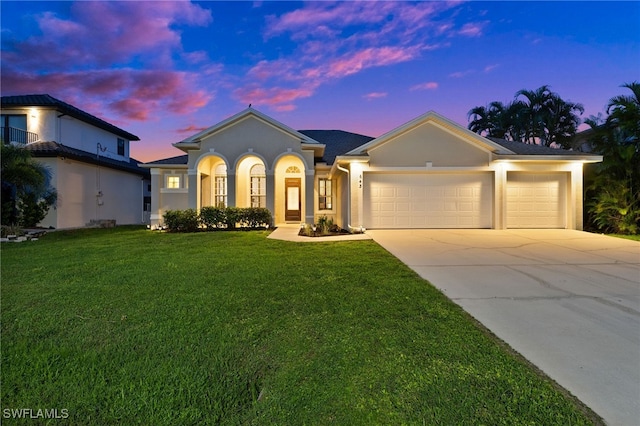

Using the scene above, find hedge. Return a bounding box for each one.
[162,207,272,232]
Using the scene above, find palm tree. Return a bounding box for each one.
[468,86,584,147]
[544,94,584,149]
[467,101,511,139]
[514,86,584,147]
[606,81,640,144]
[1,144,57,226]
[585,82,640,234]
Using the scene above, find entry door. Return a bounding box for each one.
[285,178,301,221]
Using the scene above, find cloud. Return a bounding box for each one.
[1,67,212,122]
[233,85,315,111]
[449,70,474,78]
[458,22,487,37]
[176,124,210,135]
[4,1,212,69]
[1,1,215,124]
[410,81,439,91]
[484,64,500,73]
[327,46,421,78]
[236,1,479,110]
[363,92,387,101]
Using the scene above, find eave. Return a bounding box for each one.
[493,154,603,163]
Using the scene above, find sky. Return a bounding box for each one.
[1,1,639,162]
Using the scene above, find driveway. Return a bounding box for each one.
[368,229,640,426]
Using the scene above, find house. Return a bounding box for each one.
[1,94,151,229]
[142,108,602,230]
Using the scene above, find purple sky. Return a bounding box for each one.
[2,1,639,162]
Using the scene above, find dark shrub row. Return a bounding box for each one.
[162,207,272,232]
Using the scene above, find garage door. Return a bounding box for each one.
[507,172,566,228]
[364,173,492,229]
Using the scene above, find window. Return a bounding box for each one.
[250,164,266,208]
[214,164,227,207]
[1,114,29,144]
[167,176,180,189]
[117,138,125,155]
[286,166,301,174]
[319,178,332,210]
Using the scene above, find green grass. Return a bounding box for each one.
[1,227,599,425]
[608,233,640,241]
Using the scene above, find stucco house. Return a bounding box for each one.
[1,94,150,229]
[142,108,602,231]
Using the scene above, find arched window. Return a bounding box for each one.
[214,164,227,207]
[286,166,301,174]
[250,164,266,208]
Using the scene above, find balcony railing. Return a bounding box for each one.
[1,127,39,145]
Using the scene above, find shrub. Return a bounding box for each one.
[161,207,272,232]
[244,207,272,229]
[223,207,241,229]
[163,209,200,233]
[200,206,226,230]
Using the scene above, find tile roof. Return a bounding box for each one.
[299,130,374,164]
[143,130,374,166]
[1,94,140,141]
[486,137,588,156]
[144,154,188,166]
[25,141,149,177]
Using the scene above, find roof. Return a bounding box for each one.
[299,130,374,164]
[143,154,188,166]
[486,137,591,156]
[0,94,140,141]
[25,141,150,177]
[142,131,373,167]
[346,111,514,156]
[175,107,321,146]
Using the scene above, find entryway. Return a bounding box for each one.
[285,178,301,222]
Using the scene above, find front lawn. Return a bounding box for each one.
[608,233,640,241]
[1,227,599,424]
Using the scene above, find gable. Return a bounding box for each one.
[368,121,491,167]
[198,115,303,158]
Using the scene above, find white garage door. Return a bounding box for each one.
[364,173,492,229]
[507,172,566,228]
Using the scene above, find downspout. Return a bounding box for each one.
[335,163,355,232]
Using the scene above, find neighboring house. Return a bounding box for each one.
[142,108,602,230]
[1,94,150,229]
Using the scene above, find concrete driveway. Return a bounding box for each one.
[368,229,640,426]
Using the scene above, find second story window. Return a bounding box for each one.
[117,138,125,155]
[1,114,32,144]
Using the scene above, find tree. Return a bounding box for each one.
[1,144,57,227]
[468,85,584,148]
[585,82,640,234]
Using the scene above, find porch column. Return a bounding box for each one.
[227,172,236,207]
[150,169,161,226]
[570,164,583,230]
[188,169,197,209]
[494,165,507,229]
[266,171,275,222]
[305,170,315,224]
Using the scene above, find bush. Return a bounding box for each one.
[200,206,226,230]
[224,207,242,230]
[163,209,200,233]
[161,207,272,232]
[244,207,272,229]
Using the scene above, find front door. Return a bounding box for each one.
[285,178,301,222]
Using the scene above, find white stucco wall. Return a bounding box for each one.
[368,122,491,167]
[38,157,145,229]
